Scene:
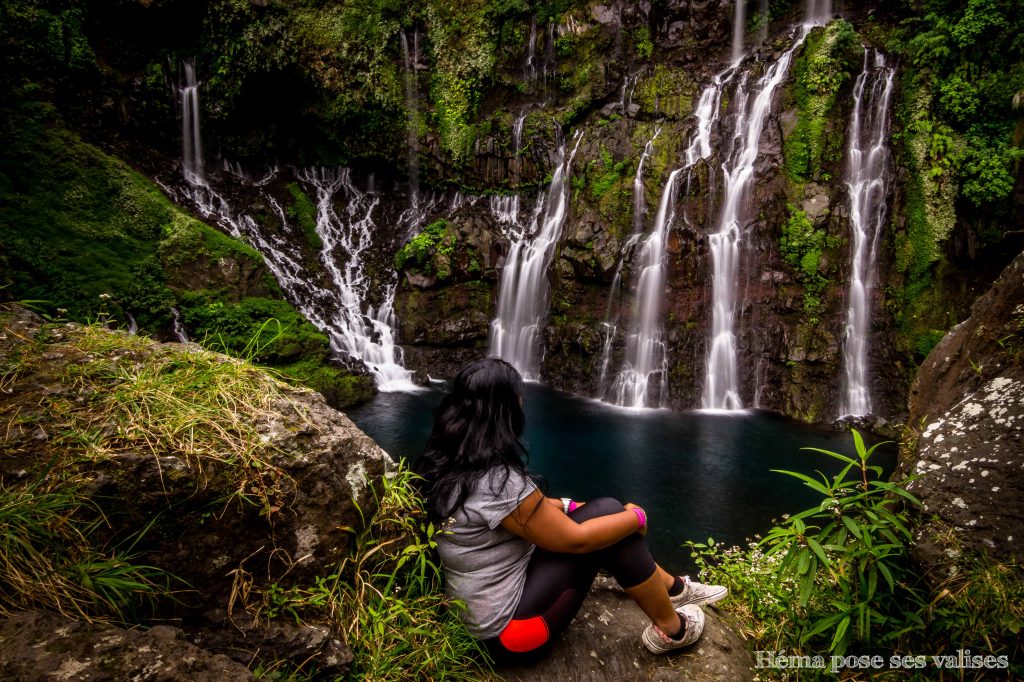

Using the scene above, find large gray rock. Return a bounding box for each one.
[902,249,1024,573]
[0,610,253,681]
[499,577,754,681]
[0,306,394,607]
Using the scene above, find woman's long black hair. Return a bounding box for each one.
[415,358,530,524]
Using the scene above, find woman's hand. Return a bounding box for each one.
[504,491,643,553]
[624,503,648,536]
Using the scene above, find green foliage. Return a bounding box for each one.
[759,432,921,654]
[0,481,173,623]
[780,205,831,320]
[784,20,860,183]
[632,25,653,61]
[394,219,456,279]
[427,0,497,164]
[0,109,360,404]
[938,74,980,124]
[914,328,947,359]
[895,0,1024,211]
[691,430,1024,675]
[285,183,322,251]
[244,466,492,679]
[631,64,695,119]
[588,147,627,200]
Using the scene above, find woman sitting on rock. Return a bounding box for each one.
[415,357,727,664]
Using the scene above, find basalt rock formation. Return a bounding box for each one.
[900,249,1024,577]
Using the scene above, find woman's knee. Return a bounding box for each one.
[574,497,624,519]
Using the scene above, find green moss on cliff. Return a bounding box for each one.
[285,182,323,251]
[632,64,696,120]
[394,219,457,280]
[784,20,860,184]
[779,204,836,322]
[0,106,370,406]
[891,69,963,359]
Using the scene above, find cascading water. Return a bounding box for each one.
[633,130,660,232]
[172,65,416,389]
[839,50,895,418]
[759,0,770,43]
[296,168,417,390]
[511,111,527,183]
[171,307,189,343]
[619,71,641,114]
[607,169,682,408]
[490,194,521,226]
[702,28,809,411]
[179,59,204,185]
[805,0,833,23]
[489,131,583,380]
[400,31,421,216]
[524,18,538,81]
[596,129,659,394]
[731,0,746,63]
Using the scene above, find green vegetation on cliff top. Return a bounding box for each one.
[0,104,372,407]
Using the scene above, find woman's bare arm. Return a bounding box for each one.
[502,490,642,553]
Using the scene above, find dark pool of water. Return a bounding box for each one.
[344,383,897,573]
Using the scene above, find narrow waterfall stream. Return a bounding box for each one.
[399,30,420,216]
[298,168,417,390]
[489,130,583,379]
[179,59,204,185]
[731,0,746,63]
[702,28,810,411]
[173,61,416,390]
[608,169,682,407]
[840,50,895,417]
[597,129,659,396]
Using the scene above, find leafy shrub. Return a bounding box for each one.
[394,219,455,278]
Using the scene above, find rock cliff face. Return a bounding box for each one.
[392,15,911,422]
[32,0,1015,427]
[900,249,1024,574]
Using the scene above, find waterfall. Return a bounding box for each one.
[524,18,538,81]
[512,111,527,183]
[171,307,189,343]
[805,0,833,23]
[596,129,660,395]
[543,23,557,85]
[840,50,895,418]
[608,169,683,408]
[171,67,416,387]
[759,0,769,43]
[126,312,138,335]
[633,129,660,232]
[400,31,420,215]
[702,28,809,410]
[489,131,583,380]
[490,194,521,226]
[619,71,641,115]
[732,0,746,63]
[179,59,204,185]
[297,168,417,390]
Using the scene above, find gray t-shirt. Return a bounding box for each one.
[436,467,537,638]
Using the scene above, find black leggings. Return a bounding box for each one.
[483,497,657,665]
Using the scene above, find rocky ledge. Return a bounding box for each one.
[901,248,1024,576]
[500,576,754,682]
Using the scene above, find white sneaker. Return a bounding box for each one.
[670,575,728,607]
[641,604,705,654]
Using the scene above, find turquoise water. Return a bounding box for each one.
[344,383,897,572]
